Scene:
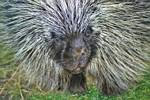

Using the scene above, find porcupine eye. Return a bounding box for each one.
[85,26,93,38]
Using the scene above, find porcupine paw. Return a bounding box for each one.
[68,73,87,93]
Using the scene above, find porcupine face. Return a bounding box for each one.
[54,27,94,74]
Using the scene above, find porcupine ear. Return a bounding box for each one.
[0,0,66,90]
[87,0,150,95]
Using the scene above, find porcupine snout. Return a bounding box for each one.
[59,36,91,74]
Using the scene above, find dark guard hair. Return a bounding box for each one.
[0,0,149,95]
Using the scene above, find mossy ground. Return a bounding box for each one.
[0,44,150,100]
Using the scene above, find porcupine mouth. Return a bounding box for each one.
[62,55,90,74]
[56,58,88,74]
[63,62,88,74]
[71,65,86,74]
[66,67,85,74]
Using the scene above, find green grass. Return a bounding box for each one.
[26,74,150,100]
[0,44,150,100]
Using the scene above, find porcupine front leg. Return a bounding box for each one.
[68,73,87,93]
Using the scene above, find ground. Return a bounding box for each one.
[0,44,150,100]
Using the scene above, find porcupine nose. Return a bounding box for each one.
[72,47,84,72]
[74,47,84,56]
[74,47,87,69]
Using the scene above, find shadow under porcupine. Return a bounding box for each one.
[0,0,149,95]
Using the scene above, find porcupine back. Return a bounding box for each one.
[0,0,150,94]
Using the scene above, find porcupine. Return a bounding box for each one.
[0,0,150,95]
